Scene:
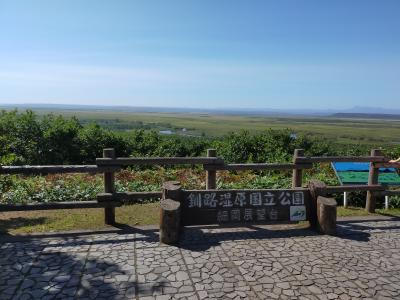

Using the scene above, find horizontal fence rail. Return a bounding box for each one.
[295,156,387,164]
[97,192,162,203]
[0,165,120,174]
[381,190,400,196]
[325,185,385,193]
[180,187,310,193]
[373,163,400,168]
[204,163,313,171]
[96,157,224,166]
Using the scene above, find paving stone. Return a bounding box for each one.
[181,245,229,264]
[136,246,184,268]
[233,258,288,284]
[136,231,163,249]
[198,287,257,299]
[2,219,400,299]
[42,237,92,253]
[77,249,136,299]
[189,261,247,292]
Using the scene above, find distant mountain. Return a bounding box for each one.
[0,103,337,116]
[1,103,399,117]
[339,106,400,115]
[331,113,400,120]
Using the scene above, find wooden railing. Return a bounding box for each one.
[0,165,119,174]
[0,148,399,225]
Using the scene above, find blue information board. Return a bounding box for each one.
[331,162,400,185]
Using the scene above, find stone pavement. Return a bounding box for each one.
[1,218,400,300]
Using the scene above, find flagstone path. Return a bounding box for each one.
[1,218,400,299]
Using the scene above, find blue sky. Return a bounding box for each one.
[0,0,399,109]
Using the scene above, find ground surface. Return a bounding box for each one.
[1,217,400,300]
[2,205,400,234]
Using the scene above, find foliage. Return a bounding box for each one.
[389,196,400,209]
[41,115,82,164]
[78,124,131,163]
[212,129,331,163]
[1,110,347,165]
[0,110,43,164]
[0,174,102,204]
[1,109,400,208]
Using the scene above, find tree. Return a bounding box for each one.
[78,124,129,163]
[41,115,82,164]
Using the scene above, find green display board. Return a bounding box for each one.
[336,171,400,185]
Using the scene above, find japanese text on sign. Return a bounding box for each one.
[186,191,304,208]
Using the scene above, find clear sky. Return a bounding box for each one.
[0,0,399,110]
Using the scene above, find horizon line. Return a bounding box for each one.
[0,102,396,113]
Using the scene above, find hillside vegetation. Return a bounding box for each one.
[0,109,399,208]
[28,108,400,145]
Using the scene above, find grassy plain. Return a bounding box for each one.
[0,204,160,234]
[1,204,400,234]
[30,108,400,145]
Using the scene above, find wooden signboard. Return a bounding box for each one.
[181,189,310,225]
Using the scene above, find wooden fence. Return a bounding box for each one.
[0,148,399,226]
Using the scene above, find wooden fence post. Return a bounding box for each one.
[206,149,217,189]
[103,148,116,225]
[292,149,305,188]
[317,196,337,235]
[366,149,383,213]
[308,180,327,229]
[160,181,182,245]
[309,180,337,234]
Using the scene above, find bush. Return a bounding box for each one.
[0,110,352,165]
[78,124,130,163]
[3,109,400,208]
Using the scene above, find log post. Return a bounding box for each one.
[317,196,337,235]
[366,149,383,213]
[292,149,305,188]
[103,148,116,225]
[206,149,217,189]
[308,180,327,229]
[160,181,182,245]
